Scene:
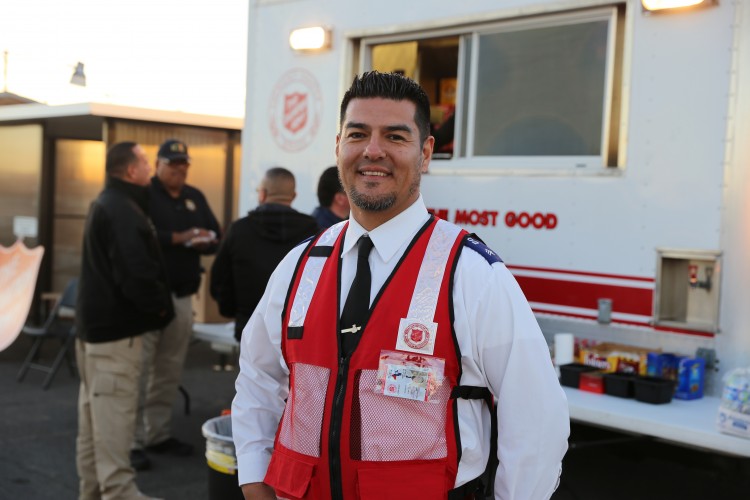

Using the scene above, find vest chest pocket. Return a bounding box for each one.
[279,363,331,457]
[350,369,449,461]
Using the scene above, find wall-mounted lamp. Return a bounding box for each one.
[642,0,717,12]
[70,62,86,87]
[289,27,331,51]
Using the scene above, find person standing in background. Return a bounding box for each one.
[210,167,319,341]
[311,165,350,229]
[131,139,221,470]
[76,141,174,500]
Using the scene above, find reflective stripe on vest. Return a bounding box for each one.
[288,221,346,329]
[407,219,462,323]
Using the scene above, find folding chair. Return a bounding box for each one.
[16,278,78,389]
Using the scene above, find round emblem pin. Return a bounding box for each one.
[403,323,430,350]
[185,199,196,211]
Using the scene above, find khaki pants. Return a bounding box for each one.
[76,336,144,500]
[134,295,193,448]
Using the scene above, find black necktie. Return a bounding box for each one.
[340,235,374,355]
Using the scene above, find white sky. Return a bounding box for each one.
[0,0,248,118]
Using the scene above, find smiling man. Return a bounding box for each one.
[232,71,569,500]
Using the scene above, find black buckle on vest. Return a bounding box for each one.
[450,385,491,401]
[287,326,303,339]
[448,476,484,500]
[309,245,333,257]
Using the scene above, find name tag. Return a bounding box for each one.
[375,350,445,403]
[382,364,432,401]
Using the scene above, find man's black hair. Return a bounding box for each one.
[265,166,295,184]
[106,141,138,177]
[339,71,431,145]
[317,166,343,207]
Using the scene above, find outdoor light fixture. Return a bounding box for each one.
[70,62,86,87]
[642,0,717,12]
[289,27,331,51]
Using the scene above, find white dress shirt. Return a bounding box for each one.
[232,195,569,499]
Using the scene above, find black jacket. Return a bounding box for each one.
[210,204,319,340]
[148,176,221,297]
[77,176,175,343]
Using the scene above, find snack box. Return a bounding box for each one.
[579,372,605,394]
[634,376,676,404]
[579,342,650,375]
[646,352,679,380]
[559,363,600,388]
[674,357,705,400]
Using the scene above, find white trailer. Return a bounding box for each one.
[239,0,750,403]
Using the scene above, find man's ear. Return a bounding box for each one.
[420,136,435,173]
[123,163,136,181]
[334,191,348,206]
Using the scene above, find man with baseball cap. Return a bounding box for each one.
[131,139,221,470]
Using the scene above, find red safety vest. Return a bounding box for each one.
[264,217,471,500]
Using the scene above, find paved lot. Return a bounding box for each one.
[2,332,748,500]
[1,335,238,500]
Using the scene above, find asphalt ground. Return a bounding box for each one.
[1,335,237,500]
[1,333,749,500]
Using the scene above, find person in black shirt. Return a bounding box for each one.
[311,165,350,229]
[131,139,221,470]
[76,141,173,499]
[211,167,319,341]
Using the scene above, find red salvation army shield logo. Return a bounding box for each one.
[283,93,307,133]
[269,68,322,152]
[403,323,430,350]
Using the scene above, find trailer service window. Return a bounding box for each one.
[364,6,623,172]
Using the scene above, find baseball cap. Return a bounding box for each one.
[157,139,190,162]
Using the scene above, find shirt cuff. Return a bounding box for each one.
[236,451,272,486]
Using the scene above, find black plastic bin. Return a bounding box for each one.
[603,372,637,398]
[633,376,675,404]
[559,363,600,388]
[202,415,245,500]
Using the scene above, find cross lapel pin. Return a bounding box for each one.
[341,324,362,334]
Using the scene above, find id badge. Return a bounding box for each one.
[375,350,446,403]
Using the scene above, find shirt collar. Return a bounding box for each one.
[342,195,430,263]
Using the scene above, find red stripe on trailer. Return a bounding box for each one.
[515,276,653,316]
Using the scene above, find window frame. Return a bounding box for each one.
[358,6,622,175]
